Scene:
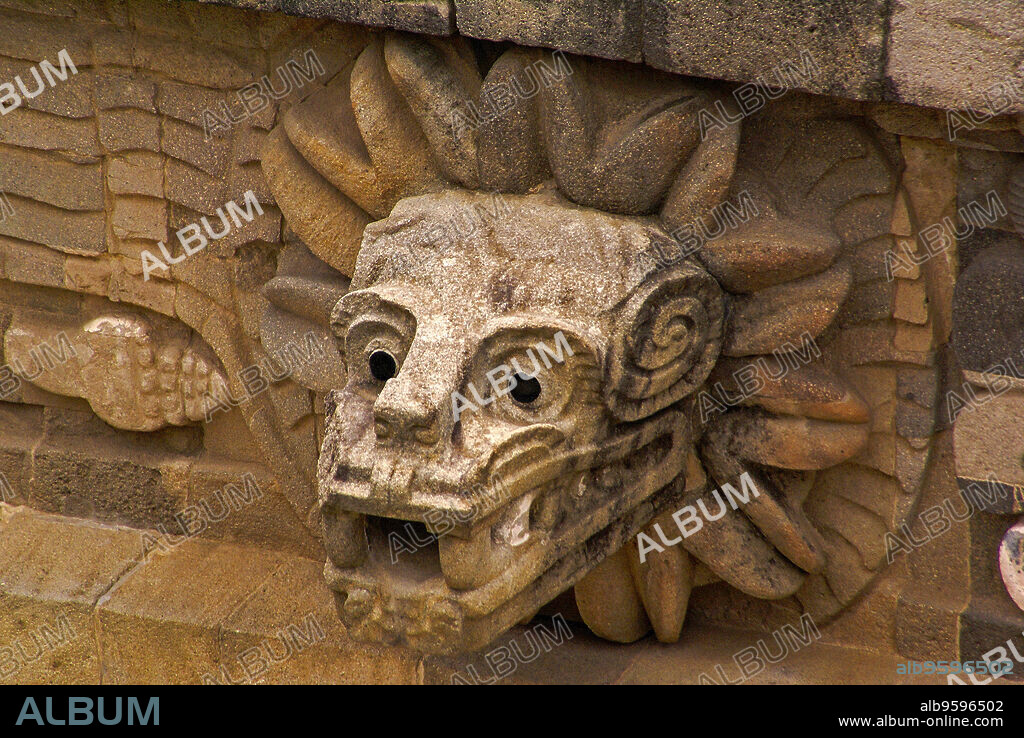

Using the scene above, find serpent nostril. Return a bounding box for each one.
[373,395,438,444]
[414,423,440,445]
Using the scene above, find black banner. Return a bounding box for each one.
[0,685,1020,729]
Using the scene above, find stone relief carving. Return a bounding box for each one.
[5,0,1024,689]
[0,28,941,656]
[5,309,226,432]
[254,35,936,653]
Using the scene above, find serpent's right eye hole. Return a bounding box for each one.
[510,373,542,404]
[369,350,398,382]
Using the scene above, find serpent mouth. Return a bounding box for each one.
[319,411,689,653]
[322,475,564,653]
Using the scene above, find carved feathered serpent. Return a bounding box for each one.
[256,33,935,652]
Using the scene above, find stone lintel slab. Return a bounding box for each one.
[643,0,888,100]
[888,0,1024,116]
[455,0,641,62]
[178,0,1024,113]
[2,505,964,684]
[97,538,299,684]
[194,0,454,35]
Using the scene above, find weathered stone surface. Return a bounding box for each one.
[575,548,651,643]
[456,0,639,61]
[184,462,323,559]
[261,127,368,274]
[98,110,162,154]
[900,136,958,344]
[699,217,841,294]
[627,511,693,643]
[953,387,1024,492]
[958,594,1024,679]
[0,197,106,254]
[1011,162,1024,235]
[0,6,91,62]
[0,0,984,674]
[0,109,100,160]
[954,226,1011,278]
[106,152,165,198]
[620,621,937,684]
[0,404,40,502]
[0,240,66,289]
[218,556,418,683]
[91,25,135,67]
[712,359,871,424]
[952,244,1024,374]
[108,268,178,316]
[896,594,961,663]
[133,33,265,89]
[644,0,888,99]
[164,159,229,213]
[0,507,143,684]
[279,0,453,35]
[184,2,271,48]
[0,148,102,211]
[0,60,94,119]
[111,196,168,242]
[151,0,1024,119]
[897,367,938,409]
[839,279,895,326]
[259,244,349,393]
[156,81,229,128]
[98,540,264,683]
[71,527,417,684]
[958,149,1020,235]
[894,278,929,325]
[872,104,1024,153]
[724,263,851,356]
[95,72,157,112]
[870,102,950,139]
[162,117,231,177]
[887,0,1024,115]
[30,443,180,527]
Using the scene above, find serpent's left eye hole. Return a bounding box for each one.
[369,350,397,382]
[510,373,541,404]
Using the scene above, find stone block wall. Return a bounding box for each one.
[0,0,1021,684]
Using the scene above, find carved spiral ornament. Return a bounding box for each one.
[607,261,725,422]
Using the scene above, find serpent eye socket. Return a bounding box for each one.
[481,356,574,426]
[344,314,409,392]
[509,373,541,404]
[368,350,398,382]
[465,328,594,428]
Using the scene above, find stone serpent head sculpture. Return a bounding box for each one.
[260,33,925,654]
